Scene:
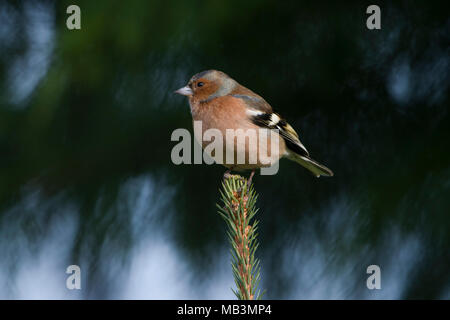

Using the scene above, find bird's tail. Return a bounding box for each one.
[287,153,334,177]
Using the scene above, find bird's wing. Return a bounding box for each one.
[229,93,309,156]
[250,112,309,157]
[230,94,273,113]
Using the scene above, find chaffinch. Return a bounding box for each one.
[175,70,333,179]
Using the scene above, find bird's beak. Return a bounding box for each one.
[174,86,193,96]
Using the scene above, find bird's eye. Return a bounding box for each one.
[197,82,204,87]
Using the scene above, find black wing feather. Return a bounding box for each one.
[250,113,309,157]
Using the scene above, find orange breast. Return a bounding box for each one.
[189,96,286,169]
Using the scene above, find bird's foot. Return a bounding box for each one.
[246,170,255,190]
[223,169,244,181]
[223,169,233,182]
[223,169,255,194]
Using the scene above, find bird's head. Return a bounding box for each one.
[174,70,237,102]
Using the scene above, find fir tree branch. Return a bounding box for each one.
[217,175,265,300]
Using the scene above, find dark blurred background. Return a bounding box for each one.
[0,0,449,299]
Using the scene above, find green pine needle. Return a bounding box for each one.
[217,174,264,300]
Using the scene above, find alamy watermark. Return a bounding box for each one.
[366,5,381,30]
[366,265,381,290]
[66,265,81,290]
[171,121,281,175]
[66,5,81,30]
